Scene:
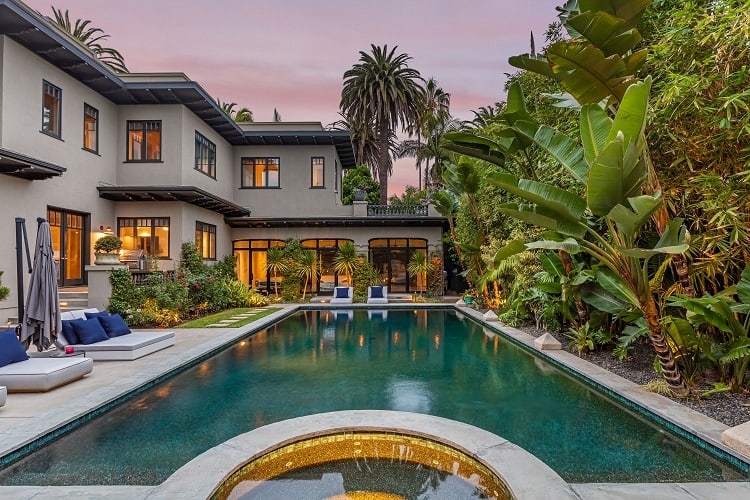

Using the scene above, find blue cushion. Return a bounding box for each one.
[0,328,29,367]
[61,319,83,344]
[84,310,110,320]
[98,313,131,338]
[72,318,109,344]
[370,286,383,299]
[334,287,349,299]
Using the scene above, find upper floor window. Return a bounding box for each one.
[127,120,161,161]
[118,217,170,257]
[241,157,279,188]
[194,131,216,178]
[311,157,324,188]
[42,81,62,138]
[83,104,98,153]
[195,221,216,260]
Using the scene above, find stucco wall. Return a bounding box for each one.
[180,108,235,200]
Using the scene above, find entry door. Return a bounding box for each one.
[48,208,88,286]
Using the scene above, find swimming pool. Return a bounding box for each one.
[0,309,744,485]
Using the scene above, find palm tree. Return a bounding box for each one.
[265,247,287,297]
[340,45,425,205]
[333,242,358,286]
[49,7,128,73]
[217,100,254,123]
[273,108,282,122]
[295,250,319,300]
[408,250,434,294]
[330,112,380,172]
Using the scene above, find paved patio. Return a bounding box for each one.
[1,304,749,499]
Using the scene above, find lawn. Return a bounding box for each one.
[177,307,280,328]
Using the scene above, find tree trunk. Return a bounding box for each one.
[641,297,685,389]
[378,118,390,205]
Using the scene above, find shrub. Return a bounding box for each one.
[94,235,122,254]
[0,270,9,302]
[352,259,383,302]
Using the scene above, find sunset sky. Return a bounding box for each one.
[26,0,562,194]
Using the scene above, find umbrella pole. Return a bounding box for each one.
[14,218,32,323]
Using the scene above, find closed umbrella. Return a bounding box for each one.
[19,220,61,351]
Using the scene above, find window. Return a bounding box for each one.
[127,120,161,161]
[117,217,170,257]
[194,131,216,178]
[195,221,216,260]
[241,158,280,187]
[42,81,62,137]
[83,104,98,152]
[311,157,325,187]
[232,239,285,290]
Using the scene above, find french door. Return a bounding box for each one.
[48,208,88,286]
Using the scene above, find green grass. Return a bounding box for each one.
[177,307,281,329]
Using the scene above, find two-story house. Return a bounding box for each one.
[0,0,445,322]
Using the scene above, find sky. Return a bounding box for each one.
[26,0,561,195]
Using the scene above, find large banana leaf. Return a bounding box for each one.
[504,81,535,127]
[567,10,641,56]
[430,190,459,216]
[487,172,587,221]
[607,76,650,150]
[607,194,662,237]
[526,238,583,254]
[442,133,507,168]
[580,283,629,314]
[498,203,587,238]
[516,121,589,183]
[580,104,611,165]
[443,160,482,197]
[586,135,626,216]
[737,265,750,305]
[492,240,527,266]
[619,218,689,258]
[595,267,640,307]
[507,53,556,79]
[623,48,648,75]
[580,0,652,30]
[547,41,632,105]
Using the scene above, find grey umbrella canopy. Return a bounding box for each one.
[19,220,61,351]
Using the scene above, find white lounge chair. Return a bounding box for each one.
[330,287,353,304]
[0,357,93,392]
[367,286,388,304]
[59,309,175,361]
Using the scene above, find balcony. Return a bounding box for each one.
[367,204,429,217]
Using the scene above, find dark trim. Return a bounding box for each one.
[41,80,62,139]
[194,130,216,179]
[311,156,325,188]
[97,185,250,217]
[0,147,66,180]
[83,103,99,154]
[240,157,280,188]
[126,120,162,161]
[225,216,447,229]
[117,216,171,259]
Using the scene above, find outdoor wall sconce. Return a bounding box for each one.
[99,225,114,234]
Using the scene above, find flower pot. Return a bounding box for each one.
[463,296,474,305]
[354,189,366,202]
[94,253,121,265]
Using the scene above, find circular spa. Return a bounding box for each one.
[215,432,510,500]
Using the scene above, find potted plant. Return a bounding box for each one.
[462,290,474,305]
[94,234,123,265]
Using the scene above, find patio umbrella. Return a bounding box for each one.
[19,220,61,351]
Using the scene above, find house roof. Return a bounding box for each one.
[97,186,250,217]
[0,147,66,180]
[0,0,356,168]
[225,217,447,229]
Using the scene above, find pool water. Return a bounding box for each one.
[0,309,744,485]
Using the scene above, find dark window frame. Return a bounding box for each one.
[241,157,281,188]
[310,157,325,188]
[83,103,99,153]
[194,131,216,179]
[126,120,162,162]
[41,80,62,138]
[117,217,171,258]
[195,221,217,260]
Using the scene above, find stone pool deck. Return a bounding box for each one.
[0,303,749,499]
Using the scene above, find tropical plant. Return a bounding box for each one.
[217,99,254,122]
[273,108,282,122]
[330,113,380,171]
[295,250,319,300]
[388,186,427,206]
[407,250,434,294]
[266,247,288,298]
[341,165,379,205]
[93,235,122,254]
[340,44,425,205]
[352,259,383,302]
[49,6,128,73]
[332,242,358,286]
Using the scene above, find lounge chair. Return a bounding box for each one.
[59,309,175,361]
[0,328,93,392]
[330,286,353,304]
[367,286,388,304]
[0,386,6,406]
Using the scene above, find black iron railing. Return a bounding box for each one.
[367,204,429,216]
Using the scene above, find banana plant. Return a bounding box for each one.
[487,78,688,388]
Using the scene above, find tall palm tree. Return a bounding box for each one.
[329,112,380,171]
[394,117,461,190]
[217,100,254,123]
[296,250,319,300]
[50,6,128,73]
[340,45,425,205]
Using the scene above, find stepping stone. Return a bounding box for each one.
[483,310,499,322]
[534,333,562,351]
[207,323,226,328]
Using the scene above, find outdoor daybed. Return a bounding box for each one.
[330,287,354,304]
[59,309,175,361]
[0,328,93,392]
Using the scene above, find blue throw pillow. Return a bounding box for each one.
[61,319,82,344]
[72,318,109,344]
[335,287,349,299]
[0,328,29,367]
[98,313,131,338]
[84,310,110,320]
[370,286,383,299]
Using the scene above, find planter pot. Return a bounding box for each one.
[463,296,474,305]
[94,253,121,265]
[354,189,366,202]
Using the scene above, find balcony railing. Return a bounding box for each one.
[367,204,429,217]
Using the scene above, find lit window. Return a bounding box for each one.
[194,131,216,178]
[127,121,161,161]
[241,158,280,187]
[83,104,98,152]
[195,221,216,260]
[311,157,324,187]
[118,217,169,257]
[42,81,62,137]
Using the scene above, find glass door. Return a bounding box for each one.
[48,208,88,286]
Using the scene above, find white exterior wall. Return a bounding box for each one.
[180,109,235,200]
[180,204,233,263]
[232,145,347,217]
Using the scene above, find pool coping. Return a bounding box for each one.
[1,304,749,499]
